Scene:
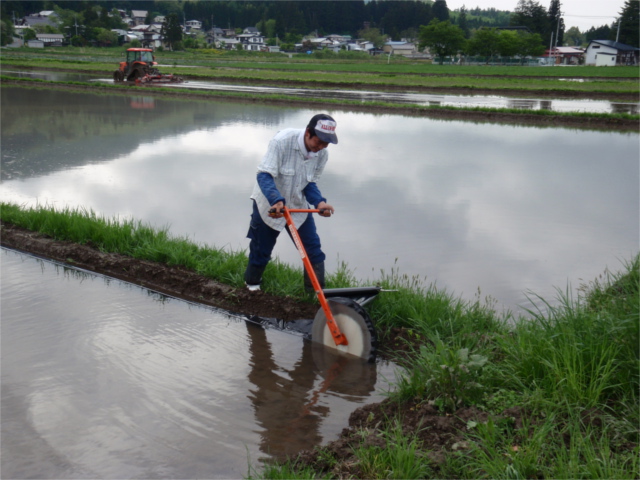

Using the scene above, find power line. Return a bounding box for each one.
[564,14,619,18]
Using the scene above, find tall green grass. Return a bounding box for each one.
[0,203,251,288]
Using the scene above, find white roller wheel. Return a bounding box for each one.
[311,297,377,362]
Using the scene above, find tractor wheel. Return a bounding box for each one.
[128,69,141,82]
[113,71,124,83]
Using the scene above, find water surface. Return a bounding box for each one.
[1,248,395,479]
[1,86,638,313]
[3,69,637,114]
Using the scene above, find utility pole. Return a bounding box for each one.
[549,32,554,66]
[616,18,621,43]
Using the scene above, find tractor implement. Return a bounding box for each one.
[113,48,183,85]
[136,73,184,85]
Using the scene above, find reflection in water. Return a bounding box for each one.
[1,249,393,478]
[506,99,553,111]
[246,322,378,460]
[507,98,536,110]
[1,86,638,314]
[247,322,323,459]
[611,102,639,115]
[3,70,638,114]
[130,97,156,109]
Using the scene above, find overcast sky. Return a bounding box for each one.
[445,1,626,32]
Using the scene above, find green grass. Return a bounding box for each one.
[2,47,638,97]
[2,45,640,78]
[1,203,638,479]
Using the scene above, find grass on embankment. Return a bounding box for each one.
[3,77,639,132]
[2,47,639,97]
[2,203,639,479]
[258,256,639,479]
[3,46,640,78]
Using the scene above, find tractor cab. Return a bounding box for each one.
[126,48,156,65]
[114,48,158,82]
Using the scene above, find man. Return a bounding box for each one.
[244,113,338,291]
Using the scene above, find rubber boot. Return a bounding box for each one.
[304,262,325,293]
[244,263,267,291]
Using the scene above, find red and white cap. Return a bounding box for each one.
[312,115,338,144]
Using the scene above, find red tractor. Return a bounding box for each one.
[113,48,158,82]
[113,48,183,84]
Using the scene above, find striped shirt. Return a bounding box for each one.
[251,128,329,231]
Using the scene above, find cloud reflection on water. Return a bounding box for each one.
[1,88,637,314]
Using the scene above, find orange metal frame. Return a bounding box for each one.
[278,207,348,347]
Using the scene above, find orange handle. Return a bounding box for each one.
[280,207,347,346]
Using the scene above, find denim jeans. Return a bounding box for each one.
[246,200,325,267]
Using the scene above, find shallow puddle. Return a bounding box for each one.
[1,248,396,479]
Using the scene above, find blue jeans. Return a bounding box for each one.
[246,201,326,267]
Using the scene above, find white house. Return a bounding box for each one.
[35,33,64,46]
[185,20,202,31]
[131,10,147,26]
[584,40,639,66]
[384,41,417,57]
[236,33,265,51]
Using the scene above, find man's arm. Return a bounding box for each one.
[302,182,325,207]
[303,182,334,217]
[257,172,285,206]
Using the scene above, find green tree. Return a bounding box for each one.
[585,24,613,42]
[548,0,564,46]
[162,12,183,51]
[510,0,550,40]
[432,0,450,22]
[519,31,546,57]
[70,34,85,47]
[618,0,639,47]
[0,17,15,46]
[95,28,117,47]
[418,19,466,64]
[467,27,500,62]
[357,27,387,49]
[457,5,470,38]
[23,28,37,42]
[183,36,199,49]
[497,30,522,57]
[564,26,584,46]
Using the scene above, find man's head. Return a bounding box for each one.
[306,114,338,148]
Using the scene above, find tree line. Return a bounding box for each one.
[1,0,637,50]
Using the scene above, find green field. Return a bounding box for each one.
[2,46,639,99]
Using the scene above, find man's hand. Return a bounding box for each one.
[269,201,285,218]
[317,201,335,217]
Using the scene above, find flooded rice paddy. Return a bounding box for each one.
[1,85,637,314]
[3,69,638,114]
[1,81,638,478]
[1,248,395,478]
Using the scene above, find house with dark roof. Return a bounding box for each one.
[584,40,639,66]
[20,11,59,29]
